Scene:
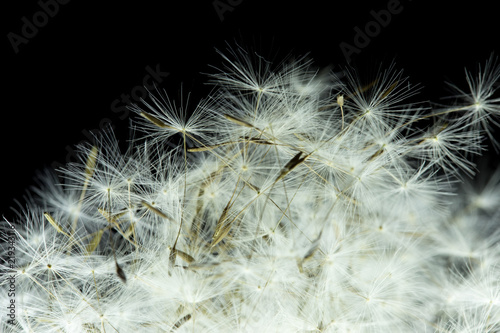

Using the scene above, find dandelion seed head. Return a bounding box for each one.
[4,49,500,332]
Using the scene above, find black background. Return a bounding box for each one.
[2,0,499,219]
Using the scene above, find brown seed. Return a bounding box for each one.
[116,262,127,283]
[43,212,63,233]
[86,229,104,255]
[85,146,99,177]
[140,111,176,130]
[303,231,323,261]
[176,249,195,264]
[337,95,345,130]
[188,137,274,152]
[378,80,398,101]
[367,146,385,161]
[211,180,240,247]
[224,114,255,128]
[211,221,233,248]
[171,314,192,330]
[70,146,99,239]
[168,247,177,276]
[142,201,175,222]
[242,136,274,145]
[275,151,309,182]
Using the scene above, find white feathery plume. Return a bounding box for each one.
[2,46,500,332]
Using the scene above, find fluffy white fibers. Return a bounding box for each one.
[2,47,500,332]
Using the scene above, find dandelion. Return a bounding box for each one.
[2,48,500,332]
[444,54,500,150]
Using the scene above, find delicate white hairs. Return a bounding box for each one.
[2,47,500,332]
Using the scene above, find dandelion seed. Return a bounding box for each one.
[176,249,195,264]
[444,54,500,150]
[85,146,99,177]
[97,207,127,226]
[297,231,323,273]
[116,261,127,283]
[367,145,386,161]
[188,142,233,152]
[86,229,104,255]
[303,231,323,261]
[213,203,231,242]
[43,212,63,233]
[187,137,273,152]
[247,182,261,194]
[168,246,177,276]
[142,200,175,222]
[140,110,175,129]
[70,146,99,236]
[211,220,234,248]
[243,136,274,145]
[275,151,309,182]
[171,313,192,331]
[224,113,256,129]
[211,179,242,247]
[337,94,345,129]
[377,80,398,102]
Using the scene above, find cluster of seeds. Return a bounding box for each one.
[2,48,500,332]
